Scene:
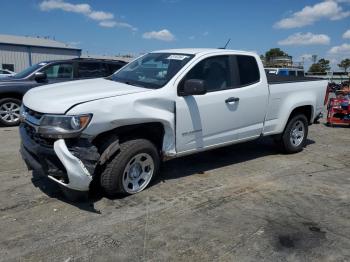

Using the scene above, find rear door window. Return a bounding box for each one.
[100,63,110,77]
[78,62,103,78]
[108,63,125,75]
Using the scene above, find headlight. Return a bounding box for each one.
[38,114,92,138]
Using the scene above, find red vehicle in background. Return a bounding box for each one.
[326,83,350,127]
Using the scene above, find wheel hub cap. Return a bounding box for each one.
[289,120,305,147]
[0,102,20,123]
[122,153,154,194]
[129,163,142,179]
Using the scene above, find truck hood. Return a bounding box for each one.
[23,78,151,114]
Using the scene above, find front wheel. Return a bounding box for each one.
[0,98,22,127]
[100,138,160,196]
[278,114,308,154]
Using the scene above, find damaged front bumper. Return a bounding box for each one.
[19,124,100,192]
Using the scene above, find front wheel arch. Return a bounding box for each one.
[99,138,160,196]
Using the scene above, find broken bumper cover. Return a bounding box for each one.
[52,139,93,191]
[19,125,99,192]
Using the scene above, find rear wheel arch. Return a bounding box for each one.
[273,105,313,146]
[287,105,314,125]
[0,92,23,101]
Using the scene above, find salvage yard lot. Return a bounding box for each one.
[0,121,349,262]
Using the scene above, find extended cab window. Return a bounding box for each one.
[180,56,232,93]
[236,55,260,86]
[42,63,73,79]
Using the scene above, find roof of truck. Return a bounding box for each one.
[152,48,257,56]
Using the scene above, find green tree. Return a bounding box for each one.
[338,58,350,72]
[318,58,330,72]
[265,48,288,62]
[308,58,330,73]
[308,63,323,73]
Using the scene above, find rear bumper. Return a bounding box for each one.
[19,125,99,191]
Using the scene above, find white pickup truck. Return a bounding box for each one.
[19,48,327,198]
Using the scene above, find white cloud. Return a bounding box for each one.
[278,32,330,45]
[142,29,175,41]
[88,11,114,21]
[274,0,350,29]
[99,21,117,27]
[39,0,135,31]
[329,43,350,54]
[99,21,137,31]
[40,0,91,14]
[188,36,195,40]
[343,29,350,39]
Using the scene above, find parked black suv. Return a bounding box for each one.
[0,58,127,126]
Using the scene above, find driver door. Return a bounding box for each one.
[175,54,268,153]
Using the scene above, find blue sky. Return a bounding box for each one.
[0,0,350,69]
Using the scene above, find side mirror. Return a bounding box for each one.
[181,79,207,96]
[34,72,47,82]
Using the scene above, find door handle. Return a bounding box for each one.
[225,97,240,104]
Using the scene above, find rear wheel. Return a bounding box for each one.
[0,98,21,127]
[278,114,308,154]
[100,138,160,196]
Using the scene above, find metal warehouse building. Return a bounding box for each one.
[0,34,81,73]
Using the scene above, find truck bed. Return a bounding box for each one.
[267,75,323,85]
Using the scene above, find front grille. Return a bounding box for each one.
[22,106,55,147]
[25,106,43,120]
[23,123,56,147]
[22,105,44,126]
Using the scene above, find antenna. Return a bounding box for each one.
[219,38,231,49]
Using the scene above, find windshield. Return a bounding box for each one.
[13,63,47,79]
[111,53,194,89]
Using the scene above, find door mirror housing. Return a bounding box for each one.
[34,72,47,82]
[181,79,207,96]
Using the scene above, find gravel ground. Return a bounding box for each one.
[0,120,349,262]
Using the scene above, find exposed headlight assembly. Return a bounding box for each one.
[38,114,92,138]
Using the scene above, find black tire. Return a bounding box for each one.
[278,114,308,154]
[100,138,160,196]
[0,98,22,127]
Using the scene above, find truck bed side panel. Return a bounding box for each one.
[263,79,328,135]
